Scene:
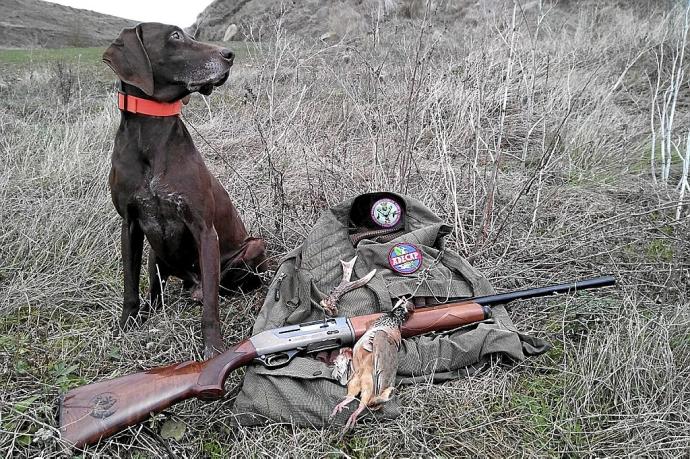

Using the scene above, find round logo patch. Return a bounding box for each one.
[371,198,402,228]
[388,243,423,274]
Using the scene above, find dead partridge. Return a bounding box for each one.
[330,298,412,432]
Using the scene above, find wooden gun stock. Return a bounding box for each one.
[59,340,256,448]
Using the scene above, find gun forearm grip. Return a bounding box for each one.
[400,302,490,338]
[349,302,489,340]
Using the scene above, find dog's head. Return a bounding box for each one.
[103,23,234,102]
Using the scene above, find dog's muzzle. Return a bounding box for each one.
[196,71,230,95]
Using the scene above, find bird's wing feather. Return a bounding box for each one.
[356,328,379,353]
[388,327,402,348]
[331,352,353,385]
[372,331,398,396]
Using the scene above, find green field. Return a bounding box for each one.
[0,42,254,67]
[0,46,104,64]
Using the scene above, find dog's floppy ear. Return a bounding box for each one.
[103,25,154,96]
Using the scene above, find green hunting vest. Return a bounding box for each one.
[233,192,549,426]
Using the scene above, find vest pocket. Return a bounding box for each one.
[254,252,308,331]
[386,276,473,303]
[234,355,400,426]
[384,246,474,303]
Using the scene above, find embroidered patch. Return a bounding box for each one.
[388,243,423,274]
[371,198,402,228]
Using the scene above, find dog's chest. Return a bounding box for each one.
[131,174,191,242]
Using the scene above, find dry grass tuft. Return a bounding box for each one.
[1,1,689,457]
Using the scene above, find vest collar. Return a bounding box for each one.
[117,92,182,117]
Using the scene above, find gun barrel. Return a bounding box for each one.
[474,275,616,307]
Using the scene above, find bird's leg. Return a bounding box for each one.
[331,371,361,418]
[343,402,367,431]
[368,386,395,410]
[330,396,356,418]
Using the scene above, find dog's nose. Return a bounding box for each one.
[220,48,235,62]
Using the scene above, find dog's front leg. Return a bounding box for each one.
[198,225,225,358]
[117,218,144,333]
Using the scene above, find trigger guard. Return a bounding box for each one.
[256,348,302,368]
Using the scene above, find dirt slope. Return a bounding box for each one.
[0,0,138,48]
[190,0,478,42]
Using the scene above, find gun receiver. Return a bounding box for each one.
[251,317,355,368]
[58,275,615,448]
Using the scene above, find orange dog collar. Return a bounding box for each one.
[117,93,182,117]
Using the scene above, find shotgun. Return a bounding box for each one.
[58,275,615,447]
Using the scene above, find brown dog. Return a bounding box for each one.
[103,23,266,358]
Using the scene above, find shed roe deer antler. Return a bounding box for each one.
[320,256,376,316]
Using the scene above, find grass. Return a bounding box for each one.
[1,1,689,457]
[0,47,104,65]
[0,43,255,66]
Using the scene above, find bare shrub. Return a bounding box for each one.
[49,60,75,105]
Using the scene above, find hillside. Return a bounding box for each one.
[191,0,673,42]
[0,0,137,48]
[190,0,479,42]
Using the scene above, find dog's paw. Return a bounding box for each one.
[115,314,136,336]
[203,333,227,359]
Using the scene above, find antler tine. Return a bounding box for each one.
[320,256,377,316]
[332,255,375,298]
[330,271,377,301]
[339,256,357,282]
[342,268,376,293]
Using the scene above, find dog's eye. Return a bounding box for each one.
[170,31,182,41]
